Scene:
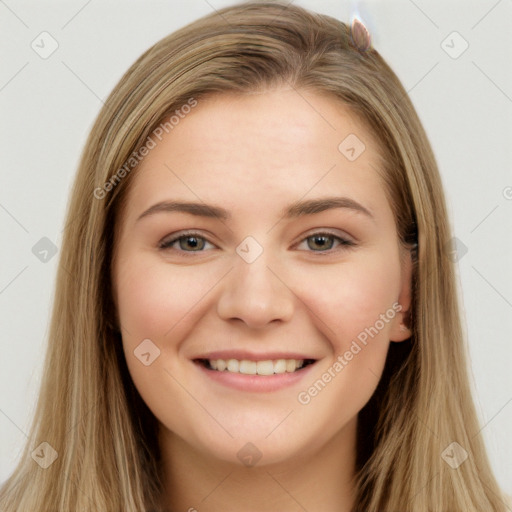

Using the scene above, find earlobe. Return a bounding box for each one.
[391,321,412,342]
[390,319,412,343]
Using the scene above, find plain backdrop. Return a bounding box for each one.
[1,0,511,496]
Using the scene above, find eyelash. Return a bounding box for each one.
[158,230,356,256]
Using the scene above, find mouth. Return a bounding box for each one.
[194,358,316,375]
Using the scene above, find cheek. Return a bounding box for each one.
[295,252,402,349]
[113,256,219,432]
[291,251,402,411]
[115,255,213,340]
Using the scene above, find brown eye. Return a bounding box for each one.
[177,235,205,251]
[298,232,356,253]
[159,232,213,252]
[307,234,335,251]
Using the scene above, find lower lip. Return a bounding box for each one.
[193,361,316,392]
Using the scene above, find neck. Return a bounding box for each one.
[157,418,357,512]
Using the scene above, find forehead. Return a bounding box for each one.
[119,88,390,228]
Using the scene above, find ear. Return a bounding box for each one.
[389,245,414,342]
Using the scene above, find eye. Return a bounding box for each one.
[296,231,356,253]
[159,231,215,253]
[158,230,356,255]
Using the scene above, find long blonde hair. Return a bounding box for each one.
[1,2,506,510]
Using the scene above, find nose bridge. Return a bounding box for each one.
[216,236,294,327]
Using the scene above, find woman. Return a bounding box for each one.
[0,1,507,510]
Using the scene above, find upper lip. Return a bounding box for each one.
[192,350,318,362]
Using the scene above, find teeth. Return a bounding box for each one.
[239,360,257,374]
[286,359,296,372]
[206,358,307,375]
[274,359,287,373]
[227,359,239,372]
[256,360,274,376]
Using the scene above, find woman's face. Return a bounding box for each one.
[112,87,412,467]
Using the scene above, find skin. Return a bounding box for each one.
[112,87,412,512]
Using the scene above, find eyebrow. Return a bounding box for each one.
[136,196,374,223]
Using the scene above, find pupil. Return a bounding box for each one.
[182,236,202,250]
[310,235,332,250]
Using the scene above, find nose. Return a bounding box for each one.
[216,250,294,329]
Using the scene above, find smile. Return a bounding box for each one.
[196,358,316,375]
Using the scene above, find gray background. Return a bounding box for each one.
[1,0,511,496]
